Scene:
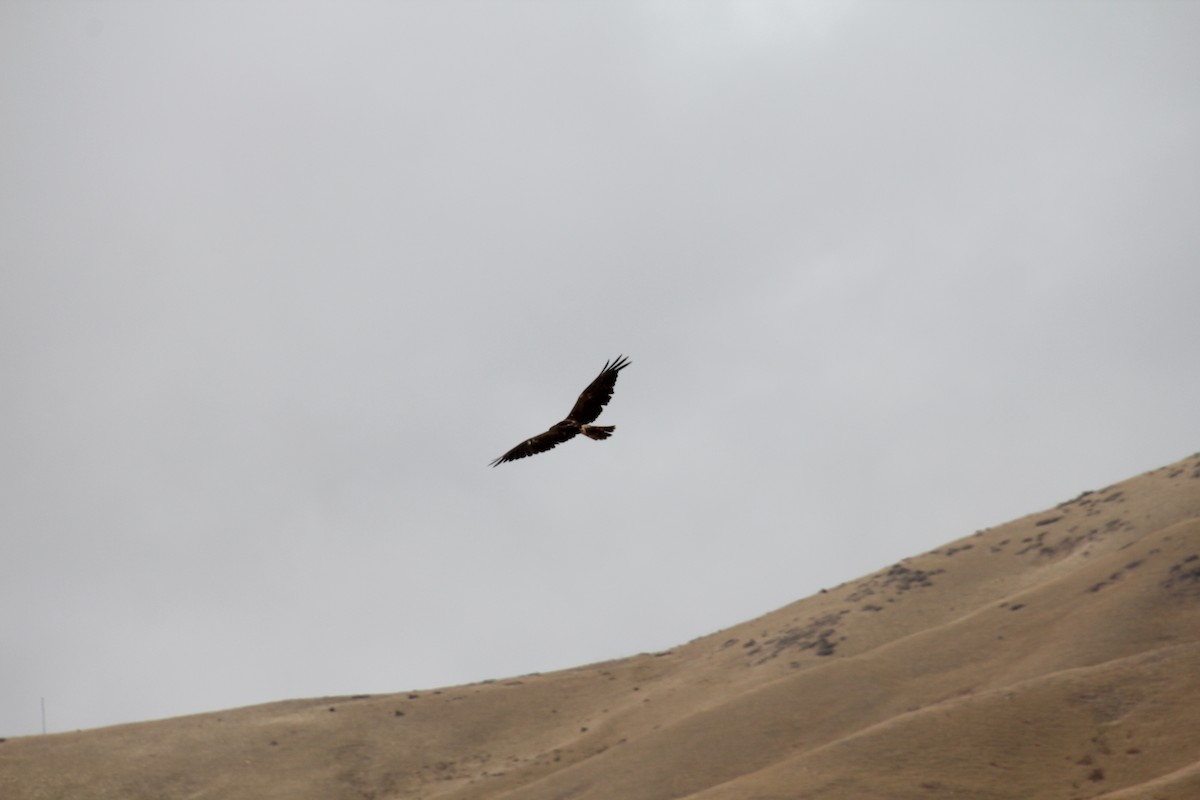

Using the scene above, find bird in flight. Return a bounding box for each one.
[490,355,631,466]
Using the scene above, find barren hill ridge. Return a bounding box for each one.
[4,453,1200,800]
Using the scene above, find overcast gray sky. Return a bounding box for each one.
[3,1,1199,737]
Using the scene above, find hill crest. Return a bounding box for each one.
[4,453,1200,800]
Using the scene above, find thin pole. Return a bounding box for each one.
[41,697,46,735]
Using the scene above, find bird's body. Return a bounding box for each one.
[490,355,630,466]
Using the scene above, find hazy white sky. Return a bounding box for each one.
[3,1,1199,737]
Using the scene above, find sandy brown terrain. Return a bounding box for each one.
[4,453,1200,800]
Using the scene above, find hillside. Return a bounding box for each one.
[4,453,1200,800]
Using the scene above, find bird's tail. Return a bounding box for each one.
[582,425,615,441]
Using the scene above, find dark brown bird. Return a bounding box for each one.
[490,355,631,466]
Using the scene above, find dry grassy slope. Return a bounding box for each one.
[3,454,1200,800]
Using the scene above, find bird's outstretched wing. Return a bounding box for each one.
[490,423,579,467]
[566,355,630,424]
